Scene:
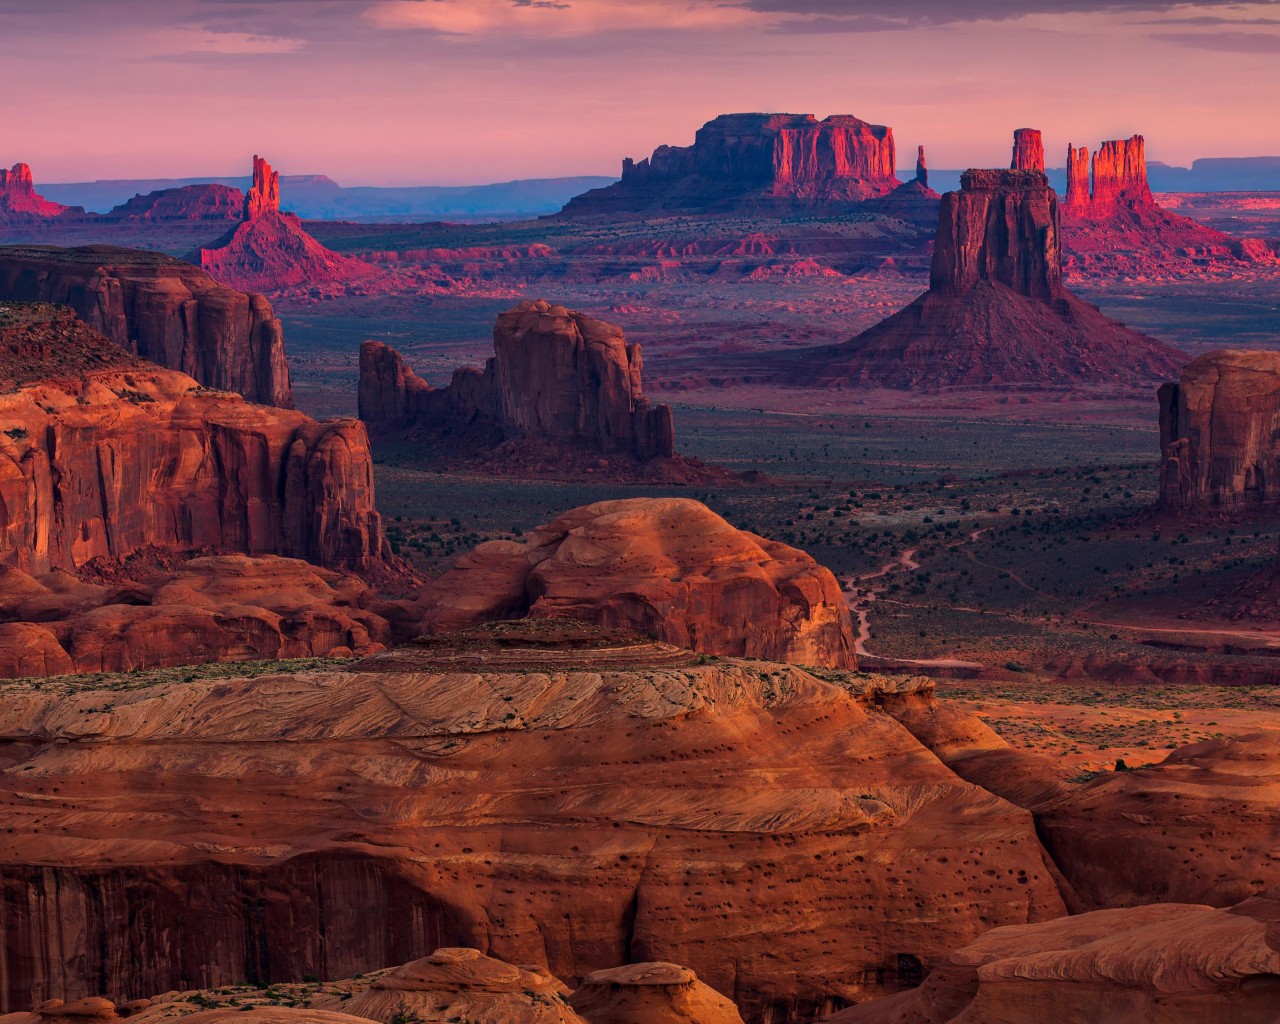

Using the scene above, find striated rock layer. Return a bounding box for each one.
[360,300,676,465]
[0,636,1065,1021]
[1010,128,1044,173]
[0,164,77,220]
[830,892,1280,1024]
[193,156,379,294]
[560,113,899,216]
[0,303,383,575]
[1158,349,1280,513]
[0,244,292,407]
[772,165,1185,389]
[100,184,245,223]
[410,497,858,669]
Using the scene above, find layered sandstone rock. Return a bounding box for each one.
[194,156,379,294]
[344,949,585,1024]
[1010,128,1044,173]
[1158,349,1280,513]
[830,893,1280,1024]
[568,963,744,1024]
[0,554,390,677]
[101,185,245,223]
[0,244,292,407]
[411,497,858,669]
[0,633,1065,1020]
[0,164,76,220]
[360,300,677,466]
[1064,144,1091,215]
[1089,135,1154,213]
[772,168,1185,389]
[0,303,383,574]
[560,113,900,216]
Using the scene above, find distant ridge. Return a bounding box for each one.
[905,156,1280,195]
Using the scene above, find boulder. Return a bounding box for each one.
[569,963,744,1024]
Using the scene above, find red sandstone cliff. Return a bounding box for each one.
[101,184,245,223]
[360,300,678,467]
[0,163,78,220]
[0,303,384,574]
[1010,128,1045,173]
[0,244,292,407]
[194,156,379,294]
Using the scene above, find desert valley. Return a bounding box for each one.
[2,2,1280,1022]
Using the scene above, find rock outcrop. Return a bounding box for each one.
[1087,135,1154,215]
[1010,128,1044,172]
[193,156,379,294]
[1158,349,1280,513]
[830,892,1280,1024]
[1064,144,1092,215]
[0,164,77,220]
[101,184,245,223]
[410,497,859,669]
[569,963,744,1024]
[0,554,391,677]
[360,300,683,472]
[0,303,384,575]
[560,113,900,216]
[0,244,292,407]
[915,146,927,188]
[769,165,1186,389]
[0,631,1065,1020]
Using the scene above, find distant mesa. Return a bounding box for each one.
[100,183,245,223]
[0,162,81,221]
[1158,348,1280,514]
[360,299,728,481]
[764,133,1187,390]
[409,496,860,669]
[0,243,292,407]
[559,112,903,216]
[192,155,380,294]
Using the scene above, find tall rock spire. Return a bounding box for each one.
[245,154,281,220]
[1011,129,1045,173]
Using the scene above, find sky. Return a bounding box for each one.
[3,0,1280,186]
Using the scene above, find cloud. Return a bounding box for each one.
[147,27,308,55]
[364,0,759,36]
[1151,28,1280,49]
[746,0,1274,28]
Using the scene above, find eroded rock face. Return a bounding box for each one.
[1158,349,1280,513]
[569,963,744,1024]
[830,893,1280,1024]
[101,185,245,223]
[774,168,1185,389]
[0,244,292,407]
[1089,135,1154,213]
[1010,128,1044,172]
[411,497,858,669]
[359,300,676,462]
[0,304,383,574]
[0,164,75,220]
[0,638,1065,1021]
[194,156,379,294]
[560,113,899,215]
[915,146,928,187]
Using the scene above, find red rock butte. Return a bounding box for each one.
[0,163,76,220]
[1064,135,1153,217]
[560,112,901,216]
[1010,128,1045,173]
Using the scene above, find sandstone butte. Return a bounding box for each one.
[193,156,380,294]
[1158,348,1280,514]
[99,184,246,223]
[764,150,1187,390]
[559,113,901,216]
[0,625,1067,1022]
[0,163,79,220]
[828,891,1280,1024]
[0,244,292,407]
[0,303,385,577]
[408,496,859,669]
[1010,128,1045,173]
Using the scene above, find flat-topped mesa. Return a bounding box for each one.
[1091,135,1153,211]
[0,244,293,407]
[0,163,75,219]
[931,169,1062,301]
[245,154,281,220]
[1011,128,1045,172]
[1158,349,1280,514]
[360,299,676,463]
[1064,144,1091,214]
[561,112,899,215]
[916,145,928,187]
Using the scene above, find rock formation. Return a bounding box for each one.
[410,497,859,669]
[1158,349,1280,514]
[1010,128,1044,172]
[193,156,379,294]
[830,892,1280,1024]
[0,554,390,677]
[0,629,1065,1020]
[0,164,77,220]
[1088,135,1154,214]
[770,166,1186,389]
[915,146,927,188]
[101,184,245,223]
[0,303,384,575]
[568,963,744,1024]
[0,244,292,407]
[559,113,900,216]
[1064,144,1091,215]
[360,300,685,474]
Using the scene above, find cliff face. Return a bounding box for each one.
[560,112,899,215]
[0,244,292,407]
[1064,144,1091,214]
[0,163,75,219]
[1062,136,1154,217]
[0,304,383,574]
[101,184,245,223]
[359,299,675,462]
[1010,128,1045,172]
[1158,349,1280,513]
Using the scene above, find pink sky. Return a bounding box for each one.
[4,0,1280,186]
